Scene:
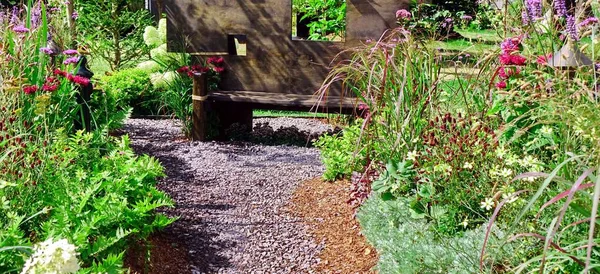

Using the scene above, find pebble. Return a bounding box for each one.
[124,118,327,274]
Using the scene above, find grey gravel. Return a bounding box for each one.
[124,118,326,274]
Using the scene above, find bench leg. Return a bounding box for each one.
[192,73,209,141]
[214,102,253,140]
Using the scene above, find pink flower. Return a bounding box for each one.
[40,47,54,55]
[42,83,58,92]
[499,54,512,65]
[62,49,78,55]
[499,67,521,79]
[63,57,79,65]
[500,37,521,54]
[536,54,552,65]
[53,69,67,77]
[207,57,224,65]
[177,66,190,73]
[12,25,29,33]
[68,75,90,86]
[510,55,527,66]
[396,9,411,19]
[23,85,38,95]
[579,17,599,27]
[496,81,507,89]
[213,66,225,74]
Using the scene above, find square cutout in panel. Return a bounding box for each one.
[228,34,247,56]
[291,0,346,42]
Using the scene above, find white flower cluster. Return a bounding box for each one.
[21,238,80,274]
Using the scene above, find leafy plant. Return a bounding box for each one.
[0,2,175,272]
[314,124,365,181]
[77,0,153,71]
[100,67,160,115]
[358,195,517,273]
[293,0,346,41]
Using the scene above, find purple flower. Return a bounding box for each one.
[71,12,78,19]
[579,17,599,27]
[525,0,542,19]
[461,15,473,20]
[595,63,600,71]
[63,57,80,65]
[501,37,520,54]
[40,47,54,55]
[10,6,20,25]
[522,11,530,25]
[396,9,411,19]
[12,25,30,33]
[554,0,567,17]
[31,3,41,29]
[62,49,78,55]
[566,15,578,41]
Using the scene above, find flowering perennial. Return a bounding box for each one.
[21,238,80,274]
[395,9,411,20]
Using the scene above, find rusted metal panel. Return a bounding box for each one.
[165,0,408,96]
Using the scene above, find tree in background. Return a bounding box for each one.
[77,0,153,71]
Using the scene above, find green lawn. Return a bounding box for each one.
[455,29,508,43]
[253,109,334,118]
[430,39,496,55]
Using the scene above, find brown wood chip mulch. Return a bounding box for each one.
[289,178,378,274]
[126,177,378,273]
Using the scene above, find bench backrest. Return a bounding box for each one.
[165,0,407,96]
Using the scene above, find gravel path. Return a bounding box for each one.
[124,118,328,274]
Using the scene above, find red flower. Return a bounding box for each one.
[499,66,521,79]
[42,77,59,92]
[177,66,190,73]
[510,55,527,66]
[213,66,225,74]
[495,81,507,89]
[53,69,67,77]
[23,85,38,95]
[69,75,90,86]
[499,53,526,66]
[42,84,58,92]
[536,54,552,65]
[499,54,512,65]
[207,57,224,65]
[192,66,210,73]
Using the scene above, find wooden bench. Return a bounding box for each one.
[191,73,357,141]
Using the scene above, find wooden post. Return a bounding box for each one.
[192,73,209,141]
[66,0,77,49]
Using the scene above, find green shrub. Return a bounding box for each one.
[358,195,517,273]
[314,124,365,181]
[293,0,346,40]
[0,3,174,271]
[101,68,160,115]
[77,0,153,71]
[0,130,174,271]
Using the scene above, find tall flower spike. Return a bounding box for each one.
[554,0,567,17]
[566,15,578,41]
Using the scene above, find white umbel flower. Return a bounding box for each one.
[21,238,80,274]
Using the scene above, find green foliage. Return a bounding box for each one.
[314,124,365,181]
[293,0,346,40]
[77,0,153,71]
[357,195,516,273]
[100,68,160,115]
[0,2,174,272]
